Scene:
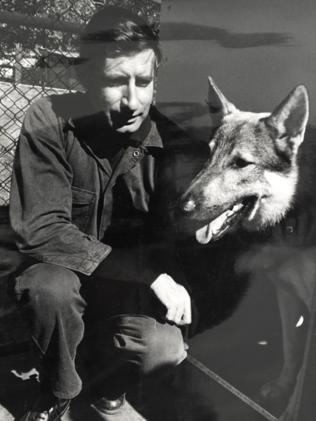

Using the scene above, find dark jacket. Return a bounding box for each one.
[8,93,209,278]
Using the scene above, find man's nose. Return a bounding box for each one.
[122,83,139,111]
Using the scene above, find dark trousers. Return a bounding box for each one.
[13,263,187,400]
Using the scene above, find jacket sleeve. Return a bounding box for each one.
[9,98,111,276]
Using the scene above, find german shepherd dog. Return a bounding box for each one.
[176,77,316,405]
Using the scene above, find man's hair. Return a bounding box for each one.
[78,5,161,85]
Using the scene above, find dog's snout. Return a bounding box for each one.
[182,198,196,213]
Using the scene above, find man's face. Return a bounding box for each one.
[89,49,156,134]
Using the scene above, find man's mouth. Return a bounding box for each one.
[195,197,259,244]
[126,114,141,124]
[114,112,142,127]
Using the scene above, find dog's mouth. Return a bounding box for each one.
[195,197,258,244]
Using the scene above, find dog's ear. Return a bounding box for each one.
[264,85,309,154]
[207,76,237,119]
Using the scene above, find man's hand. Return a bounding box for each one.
[150,274,192,326]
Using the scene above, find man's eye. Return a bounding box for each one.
[136,78,152,87]
[104,77,126,87]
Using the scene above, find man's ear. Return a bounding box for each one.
[264,85,309,155]
[207,76,237,119]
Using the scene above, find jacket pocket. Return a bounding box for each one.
[71,186,96,232]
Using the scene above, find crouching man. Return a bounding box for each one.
[9,6,197,420]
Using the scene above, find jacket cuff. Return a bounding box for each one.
[39,241,112,276]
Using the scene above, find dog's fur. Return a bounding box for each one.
[176,77,316,405]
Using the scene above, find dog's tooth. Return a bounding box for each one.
[196,223,213,244]
[296,315,304,327]
[210,211,228,233]
[232,203,243,212]
[248,198,260,221]
[225,203,242,217]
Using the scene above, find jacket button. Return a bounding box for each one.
[286,225,294,233]
[133,150,141,158]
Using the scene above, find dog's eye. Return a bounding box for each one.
[231,157,252,168]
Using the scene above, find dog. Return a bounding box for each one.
[175,76,316,407]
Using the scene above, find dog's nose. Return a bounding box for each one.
[182,199,196,213]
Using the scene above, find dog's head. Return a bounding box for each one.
[179,77,309,244]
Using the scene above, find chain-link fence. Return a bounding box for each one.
[0,0,160,206]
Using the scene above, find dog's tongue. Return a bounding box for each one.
[195,208,235,244]
[196,223,213,244]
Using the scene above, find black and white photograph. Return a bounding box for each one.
[0,1,315,420]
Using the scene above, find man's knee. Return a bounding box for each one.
[141,318,187,374]
[113,315,187,375]
[15,263,82,308]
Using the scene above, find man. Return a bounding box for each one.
[9,6,208,421]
